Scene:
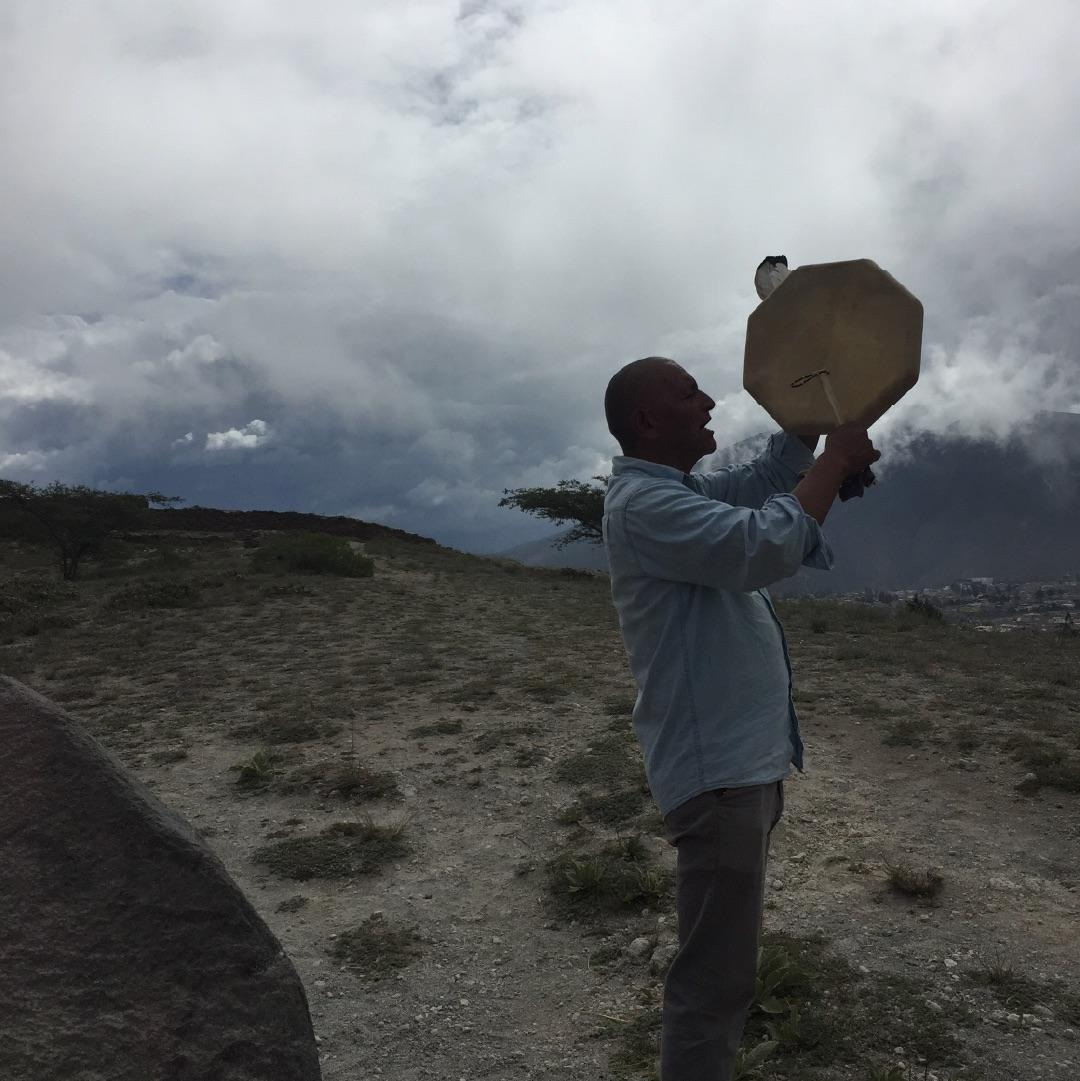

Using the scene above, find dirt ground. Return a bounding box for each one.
[3,533,1078,1080]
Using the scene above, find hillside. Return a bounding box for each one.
[504,414,1080,594]
[2,524,1080,1080]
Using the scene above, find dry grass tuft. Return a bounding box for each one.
[884,860,945,900]
[253,818,409,880]
[329,913,423,980]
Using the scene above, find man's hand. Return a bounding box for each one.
[793,425,880,525]
[820,424,880,477]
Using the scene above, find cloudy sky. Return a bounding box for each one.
[2,1,1079,551]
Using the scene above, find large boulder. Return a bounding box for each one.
[0,676,322,1081]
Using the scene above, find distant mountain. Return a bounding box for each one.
[500,413,1080,593]
[498,532,609,572]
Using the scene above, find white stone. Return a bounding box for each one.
[650,944,679,973]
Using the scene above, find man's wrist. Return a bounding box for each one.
[808,451,850,489]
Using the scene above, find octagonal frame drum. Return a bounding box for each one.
[743,258,923,435]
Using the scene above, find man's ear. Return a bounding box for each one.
[629,406,658,443]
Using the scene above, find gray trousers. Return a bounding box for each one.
[660,782,784,1081]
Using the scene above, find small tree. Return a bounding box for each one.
[498,476,607,548]
[0,480,179,580]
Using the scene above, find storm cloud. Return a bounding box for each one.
[2,0,1078,550]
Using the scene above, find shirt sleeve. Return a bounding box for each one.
[689,432,815,509]
[619,483,833,592]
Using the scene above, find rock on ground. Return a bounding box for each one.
[0,676,321,1081]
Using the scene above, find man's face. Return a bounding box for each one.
[643,363,717,468]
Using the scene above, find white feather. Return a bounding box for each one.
[754,259,790,301]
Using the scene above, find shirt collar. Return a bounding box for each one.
[611,455,691,483]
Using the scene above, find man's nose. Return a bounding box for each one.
[702,393,716,409]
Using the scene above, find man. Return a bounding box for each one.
[601,356,879,1080]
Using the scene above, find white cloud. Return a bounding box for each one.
[205,419,270,452]
[0,349,92,405]
[346,502,400,525]
[1,1,1079,548]
[134,334,226,376]
[0,449,60,474]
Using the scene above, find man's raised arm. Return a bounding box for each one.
[792,425,880,525]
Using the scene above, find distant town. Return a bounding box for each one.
[826,574,1080,633]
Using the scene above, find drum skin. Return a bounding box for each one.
[743,259,923,435]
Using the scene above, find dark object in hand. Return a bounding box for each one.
[839,466,876,501]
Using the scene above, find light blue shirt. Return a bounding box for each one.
[602,433,834,816]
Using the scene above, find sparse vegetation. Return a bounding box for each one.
[276,895,309,914]
[0,576,75,615]
[514,745,545,767]
[441,677,499,706]
[1,521,1076,1081]
[603,931,977,1079]
[882,716,934,747]
[329,913,423,979]
[547,835,671,916]
[106,578,201,609]
[250,532,375,578]
[150,747,188,764]
[884,860,945,900]
[905,594,945,621]
[253,818,409,880]
[598,998,662,1080]
[263,582,317,598]
[230,749,284,791]
[410,718,464,737]
[557,787,646,827]
[966,958,1080,1025]
[1014,746,1080,792]
[554,733,646,789]
[473,722,538,754]
[280,758,400,802]
[230,713,339,745]
[602,695,635,717]
[732,1039,777,1079]
[0,480,178,580]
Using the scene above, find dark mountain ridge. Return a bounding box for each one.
[501,413,1080,593]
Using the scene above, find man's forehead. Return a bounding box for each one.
[655,362,694,389]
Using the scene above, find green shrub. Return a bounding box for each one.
[250,532,374,578]
[546,835,671,915]
[754,942,812,1015]
[905,594,944,621]
[229,750,283,790]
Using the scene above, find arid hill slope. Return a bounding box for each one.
[2,525,1079,1081]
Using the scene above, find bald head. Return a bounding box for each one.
[604,356,678,453]
[603,356,718,470]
